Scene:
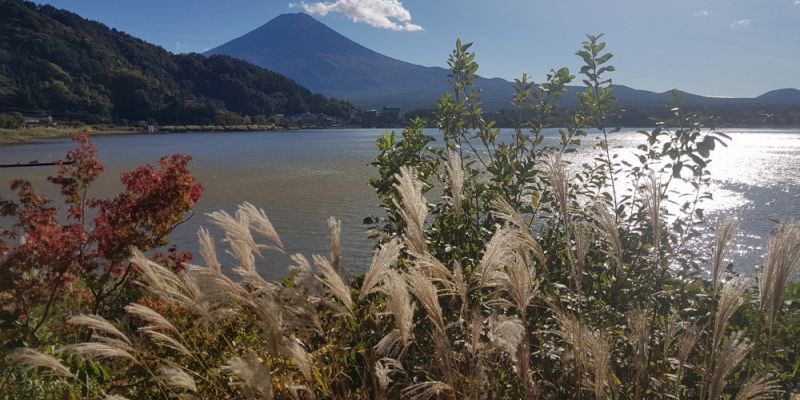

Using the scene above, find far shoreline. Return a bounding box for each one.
[2,123,798,146]
[0,124,291,145]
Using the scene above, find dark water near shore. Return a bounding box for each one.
[1,128,798,279]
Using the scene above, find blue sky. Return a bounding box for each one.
[35,0,800,97]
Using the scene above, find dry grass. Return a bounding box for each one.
[759,224,800,331]
[712,216,739,289]
[393,166,428,254]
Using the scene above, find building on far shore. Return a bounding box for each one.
[361,107,405,128]
[361,110,378,127]
[23,115,53,126]
[288,112,337,127]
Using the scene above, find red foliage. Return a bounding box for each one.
[0,134,203,327]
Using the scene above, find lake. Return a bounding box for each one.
[1,128,799,279]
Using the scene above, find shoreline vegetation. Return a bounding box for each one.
[0,125,137,145]
[0,124,311,145]
[2,37,799,400]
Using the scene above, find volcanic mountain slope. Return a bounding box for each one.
[208,13,800,113]
[206,12,515,110]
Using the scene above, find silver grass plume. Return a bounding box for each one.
[588,330,616,400]
[139,330,194,358]
[628,308,651,398]
[289,253,314,287]
[224,353,274,400]
[570,221,592,291]
[409,250,454,288]
[452,261,468,313]
[59,342,135,361]
[313,254,354,315]
[674,322,702,388]
[661,311,681,356]
[708,332,751,400]
[554,311,588,387]
[393,166,428,254]
[232,259,280,298]
[280,336,312,382]
[328,217,343,273]
[197,227,221,272]
[238,201,285,252]
[735,375,783,400]
[594,203,623,267]
[491,198,528,230]
[245,296,285,352]
[555,310,616,399]
[494,252,539,318]
[227,218,280,297]
[759,223,800,332]
[473,225,517,288]
[157,364,197,393]
[713,277,749,350]
[187,265,254,326]
[359,238,402,300]
[207,208,262,257]
[66,315,131,347]
[375,270,415,357]
[548,153,571,226]
[404,268,445,338]
[404,267,451,375]
[374,357,404,395]
[124,303,178,335]
[130,248,199,311]
[402,381,454,400]
[445,150,465,216]
[644,171,662,256]
[712,216,738,290]
[488,315,525,361]
[513,227,547,268]
[190,261,256,312]
[9,348,72,378]
[493,200,547,265]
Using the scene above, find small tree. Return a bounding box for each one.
[0,133,203,344]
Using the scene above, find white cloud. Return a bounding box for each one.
[729,19,752,29]
[290,0,423,31]
[693,10,709,17]
[795,0,800,5]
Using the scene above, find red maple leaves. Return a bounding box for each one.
[0,133,203,331]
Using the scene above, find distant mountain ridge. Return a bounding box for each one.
[208,13,800,112]
[0,1,353,124]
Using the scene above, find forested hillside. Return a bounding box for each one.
[0,0,354,124]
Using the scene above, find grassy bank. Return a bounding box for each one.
[0,125,138,144]
[0,124,298,145]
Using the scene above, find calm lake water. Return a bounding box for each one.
[1,128,799,279]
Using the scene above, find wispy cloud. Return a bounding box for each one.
[729,19,752,30]
[795,0,800,5]
[693,10,710,17]
[290,0,423,32]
